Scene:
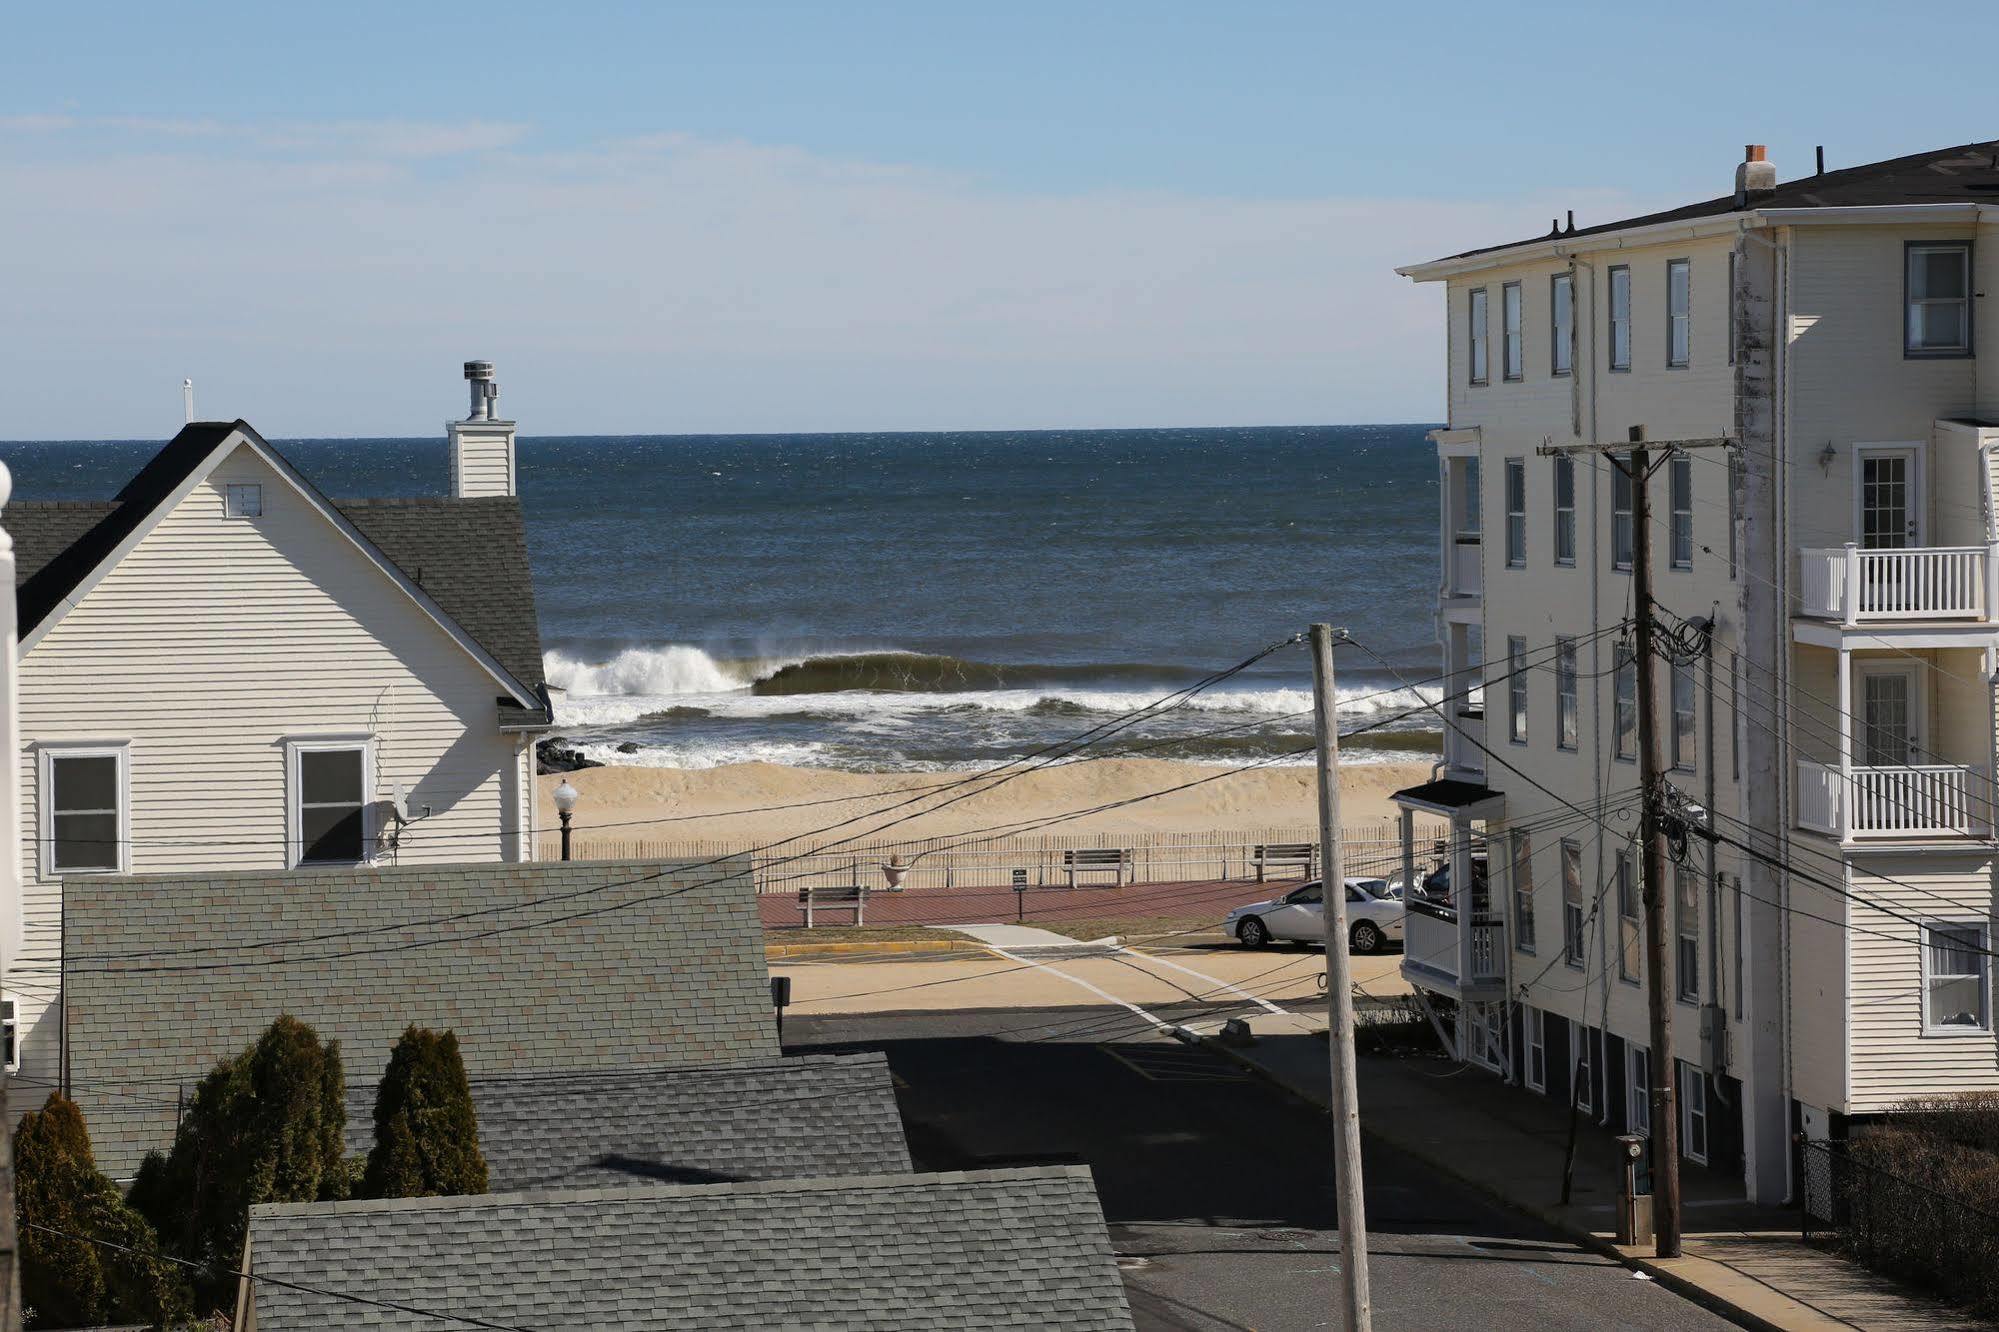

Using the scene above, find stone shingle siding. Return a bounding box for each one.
[62,857,774,1174]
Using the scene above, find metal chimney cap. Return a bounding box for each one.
[464,360,496,381]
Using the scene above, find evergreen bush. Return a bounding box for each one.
[363,1026,488,1199]
[15,1092,191,1328]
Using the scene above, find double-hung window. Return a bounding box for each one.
[1611,463,1634,571]
[1628,1045,1651,1136]
[1512,831,1536,954]
[1570,1019,1593,1112]
[1608,265,1632,371]
[1666,259,1691,367]
[1507,635,1528,743]
[1551,272,1574,376]
[1555,637,1578,751]
[41,744,129,874]
[1676,864,1700,1003]
[1923,923,1990,1033]
[1614,647,1637,761]
[1524,1008,1547,1092]
[1504,459,1527,567]
[1502,281,1523,381]
[1669,454,1693,569]
[1671,660,1696,772]
[1468,287,1490,383]
[1906,242,1972,357]
[1679,1061,1708,1163]
[1553,455,1576,565]
[287,737,372,866]
[1617,849,1640,983]
[1561,839,1586,968]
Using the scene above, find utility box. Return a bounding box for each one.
[1615,1133,1653,1246]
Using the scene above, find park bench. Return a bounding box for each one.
[798,884,868,927]
[1063,848,1130,887]
[1253,842,1317,883]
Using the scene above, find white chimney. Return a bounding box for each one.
[446,360,517,498]
[1734,144,1777,206]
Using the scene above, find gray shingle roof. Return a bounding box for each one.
[244,1166,1136,1331]
[341,1054,912,1190]
[63,857,777,1175]
[8,423,548,724]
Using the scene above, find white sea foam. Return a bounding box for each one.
[545,645,749,697]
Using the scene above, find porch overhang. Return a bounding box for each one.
[1391,777,1505,821]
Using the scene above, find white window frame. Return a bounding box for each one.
[1504,458,1527,567]
[1506,635,1528,744]
[1501,281,1524,381]
[1675,862,1700,1004]
[1468,287,1490,385]
[284,734,377,869]
[1552,455,1576,566]
[1550,272,1574,376]
[1921,920,1991,1035]
[1611,462,1633,571]
[1555,636,1578,752]
[1617,849,1640,984]
[1850,442,1926,550]
[1678,1060,1708,1164]
[1666,258,1691,368]
[225,482,264,518]
[1614,647,1637,761]
[1671,659,1697,773]
[37,741,132,877]
[1627,1043,1651,1136]
[1570,1019,1593,1112]
[1561,839,1586,969]
[1524,1007,1547,1092]
[1512,830,1536,955]
[1608,265,1632,371]
[1905,241,1973,358]
[1669,454,1693,569]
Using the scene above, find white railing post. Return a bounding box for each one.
[1985,543,1999,622]
[1843,543,1861,627]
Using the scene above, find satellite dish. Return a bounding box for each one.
[390,780,410,825]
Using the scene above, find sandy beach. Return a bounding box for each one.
[535,757,1433,852]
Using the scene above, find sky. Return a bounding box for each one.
[5,1,1997,438]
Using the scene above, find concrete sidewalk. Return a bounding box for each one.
[1204,1016,1980,1331]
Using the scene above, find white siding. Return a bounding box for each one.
[448,423,516,499]
[12,443,526,1084]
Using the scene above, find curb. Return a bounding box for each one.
[1194,1032,1787,1332]
[765,939,980,959]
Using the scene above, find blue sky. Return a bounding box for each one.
[6,1,1996,437]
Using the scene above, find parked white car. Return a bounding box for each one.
[1224,878,1406,954]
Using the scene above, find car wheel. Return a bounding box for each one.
[1349,921,1384,955]
[1237,917,1270,949]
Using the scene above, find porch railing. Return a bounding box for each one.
[1402,897,1505,991]
[1799,544,1995,623]
[1446,703,1485,777]
[1796,759,1987,839]
[1449,534,1483,597]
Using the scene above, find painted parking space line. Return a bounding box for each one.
[1109,946,1289,1015]
[982,944,1176,1033]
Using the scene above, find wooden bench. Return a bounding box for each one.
[1253,842,1317,883]
[798,884,867,927]
[1063,848,1130,887]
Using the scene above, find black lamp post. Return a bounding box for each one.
[553,779,579,861]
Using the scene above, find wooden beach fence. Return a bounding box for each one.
[537,822,1448,894]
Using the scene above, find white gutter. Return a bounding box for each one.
[1398,202,1996,283]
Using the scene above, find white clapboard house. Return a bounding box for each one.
[7,362,550,1085]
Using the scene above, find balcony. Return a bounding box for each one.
[1402,897,1506,1001]
[1447,534,1483,599]
[1800,544,1997,624]
[1797,759,1990,840]
[1445,704,1486,778]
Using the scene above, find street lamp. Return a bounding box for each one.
[552,779,580,861]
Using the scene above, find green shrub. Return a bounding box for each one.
[129,1015,348,1308]
[363,1027,488,1199]
[16,1092,191,1328]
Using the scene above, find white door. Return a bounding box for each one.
[1859,448,1920,549]
[1857,665,1921,767]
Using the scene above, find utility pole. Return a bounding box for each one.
[1625,424,1683,1259]
[1309,623,1371,1331]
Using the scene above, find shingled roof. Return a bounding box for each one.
[241,1167,1136,1331]
[1427,138,1999,265]
[341,1053,913,1190]
[9,421,548,723]
[62,857,776,1174]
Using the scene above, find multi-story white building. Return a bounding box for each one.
[1393,140,1999,1204]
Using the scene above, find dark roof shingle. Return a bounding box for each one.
[245,1167,1136,1331]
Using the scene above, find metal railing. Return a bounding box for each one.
[1799,543,1996,623]
[1796,759,1986,839]
[1801,1138,1999,1319]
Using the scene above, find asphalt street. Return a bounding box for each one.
[789,1004,1734,1332]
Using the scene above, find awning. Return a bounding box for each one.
[1390,778,1505,819]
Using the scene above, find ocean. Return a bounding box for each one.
[0,425,1445,771]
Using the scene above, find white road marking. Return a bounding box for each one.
[1111,946,1289,1015]
[982,944,1178,1033]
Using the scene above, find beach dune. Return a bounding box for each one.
[535,758,1433,851]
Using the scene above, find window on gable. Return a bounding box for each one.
[1551,272,1574,376]
[1608,266,1632,371]
[1502,281,1524,381]
[1504,458,1526,567]
[45,747,125,873]
[1906,242,1972,357]
[1469,287,1490,384]
[225,483,263,518]
[1667,258,1691,367]
[292,743,369,865]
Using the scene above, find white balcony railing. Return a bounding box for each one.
[1797,759,1988,839]
[1449,534,1483,597]
[1446,704,1485,777]
[1799,544,1996,623]
[1402,898,1506,994]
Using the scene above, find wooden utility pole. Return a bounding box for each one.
[1309,623,1371,1331]
[1625,425,1683,1259]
